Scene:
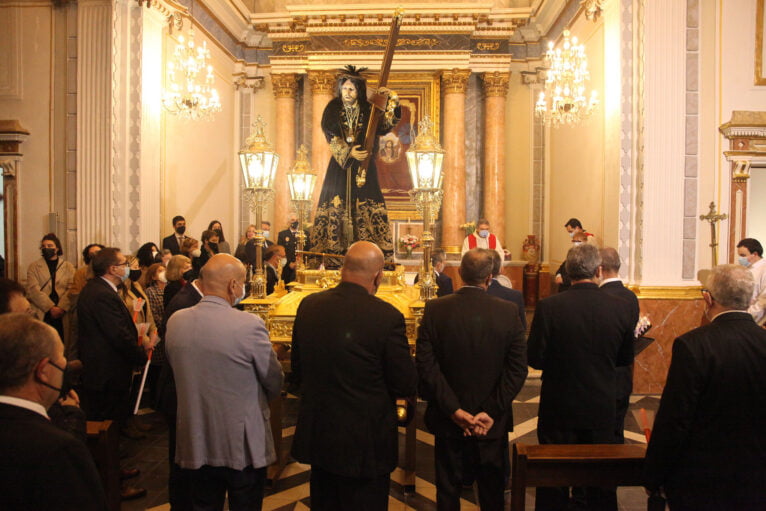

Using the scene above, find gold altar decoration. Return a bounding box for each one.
[239,115,279,298]
[240,266,420,347]
[535,29,599,127]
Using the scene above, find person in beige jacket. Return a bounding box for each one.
[26,233,75,355]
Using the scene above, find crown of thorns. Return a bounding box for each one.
[338,65,370,80]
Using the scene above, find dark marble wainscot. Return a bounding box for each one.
[633,296,706,394]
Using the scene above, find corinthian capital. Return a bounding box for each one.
[481,72,510,98]
[441,69,471,94]
[271,73,300,99]
[307,70,336,95]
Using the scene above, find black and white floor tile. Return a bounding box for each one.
[121,378,661,511]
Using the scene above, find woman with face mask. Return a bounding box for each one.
[26,233,76,356]
[195,230,220,279]
[136,242,161,287]
[143,262,168,404]
[207,220,231,255]
[117,255,157,436]
[234,224,258,265]
[164,255,193,310]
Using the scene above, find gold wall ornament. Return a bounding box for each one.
[476,42,500,51]
[281,43,305,53]
[441,69,471,94]
[271,73,300,99]
[480,71,510,97]
[342,37,440,49]
[308,70,336,95]
[732,159,752,181]
[580,0,605,21]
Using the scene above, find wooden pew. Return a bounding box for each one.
[511,443,663,511]
[87,420,121,511]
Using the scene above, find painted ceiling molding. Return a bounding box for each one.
[139,0,587,69]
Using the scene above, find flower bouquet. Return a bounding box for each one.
[399,234,420,258]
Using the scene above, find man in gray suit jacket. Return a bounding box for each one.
[166,254,283,510]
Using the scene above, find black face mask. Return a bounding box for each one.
[175,225,186,235]
[129,269,142,282]
[214,229,223,238]
[182,269,194,281]
[37,360,65,394]
[42,248,57,259]
[208,242,219,253]
[290,221,299,230]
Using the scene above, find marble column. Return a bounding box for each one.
[480,72,510,241]
[77,0,114,247]
[308,70,335,215]
[440,69,471,252]
[271,73,299,230]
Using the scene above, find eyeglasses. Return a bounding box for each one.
[114,261,129,267]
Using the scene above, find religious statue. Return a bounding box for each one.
[310,65,401,260]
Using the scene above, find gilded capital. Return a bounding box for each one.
[307,70,336,95]
[481,71,510,98]
[441,69,471,94]
[271,73,300,99]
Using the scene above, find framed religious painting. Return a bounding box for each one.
[367,72,441,219]
[758,0,766,85]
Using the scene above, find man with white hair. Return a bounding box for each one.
[645,264,766,510]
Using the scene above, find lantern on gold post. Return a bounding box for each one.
[287,145,317,274]
[239,115,279,298]
[406,115,445,301]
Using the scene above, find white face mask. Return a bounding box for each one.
[233,282,246,306]
[191,248,202,258]
[118,264,130,282]
[151,250,159,259]
[158,272,167,283]
[279,257,287,268]
[568,231,575,238]
[478,229,489,238]
[263,230,270,239]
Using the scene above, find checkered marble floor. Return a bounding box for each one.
[121,377,661,511]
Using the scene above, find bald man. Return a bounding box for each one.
[166,254,283,510]
[291,241,417,511]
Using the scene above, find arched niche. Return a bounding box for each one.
[0,120,28,280]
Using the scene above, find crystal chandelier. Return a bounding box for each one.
[162,25,221,120]
[535,29,598,127]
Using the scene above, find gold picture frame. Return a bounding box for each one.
[367,72,441,220]
[757,0,766,85]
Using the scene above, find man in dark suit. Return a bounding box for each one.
[598,247,639,444]
[161,215,187,255]
[0,313,106,510]
[528,243,633,511]
[156,276,203,511]
[487,249,526,330]
[645,264,766,510]
[414,249,454,297]
[78,247,154,422]
[291,241,417,510]
[277,213,309,285]
[417,248,528,510]
[263,244,286,295]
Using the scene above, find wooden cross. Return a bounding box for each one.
[699,201,728,266]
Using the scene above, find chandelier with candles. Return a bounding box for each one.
[535,29,599,127]
[162,25,221,120]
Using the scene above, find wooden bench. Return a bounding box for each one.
[511,443,663,511]
[86,420,121,511]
